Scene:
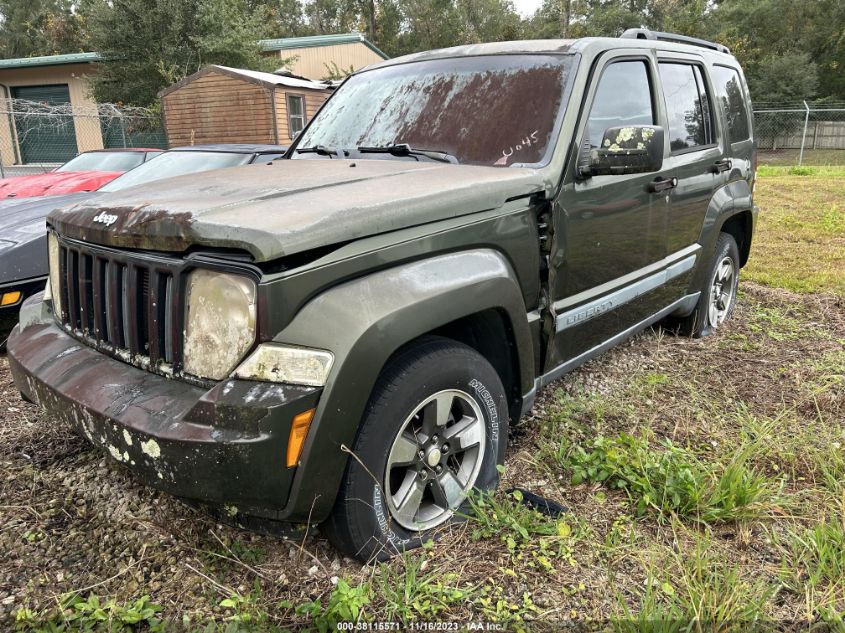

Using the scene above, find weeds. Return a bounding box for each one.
[293,578,371,633]
[14,594,163,632]
[787,520,845,590]
[375,553,466,623]
[565,432,779,522]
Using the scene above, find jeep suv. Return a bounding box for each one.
[7,30,757,560]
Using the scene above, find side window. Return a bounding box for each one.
[658,62,715,151]
[287,94,306,139]
[711,65,750,144]
[586,61,654,148]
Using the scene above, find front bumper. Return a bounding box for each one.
[7,293,321,519]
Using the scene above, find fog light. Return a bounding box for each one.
[1,290,21,306]
[233,343,333,386]
[287,408,315,467]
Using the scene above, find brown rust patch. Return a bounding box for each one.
[49,203,196,252]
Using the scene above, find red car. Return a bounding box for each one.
[0,148,162,200]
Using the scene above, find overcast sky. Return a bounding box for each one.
[512,0,544,17]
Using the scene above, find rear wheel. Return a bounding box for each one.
[670,232,740,337]
[322,337,508,561]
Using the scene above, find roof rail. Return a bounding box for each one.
[620,28,731,54]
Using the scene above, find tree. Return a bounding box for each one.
[85,0,271,106]
[749,51,818,104]
[0,0,89,58]
[260,0,312,38]
[456,0,523,43]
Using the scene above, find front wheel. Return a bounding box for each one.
[670,232,740,338]
[322,337,508,561]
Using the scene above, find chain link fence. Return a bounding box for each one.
[1,97,842,174]
[753,102,845,166]
[0,99,167,178]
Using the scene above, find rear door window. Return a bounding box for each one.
[586,61,654,148]
[711,65,750,144]
[658,62,715,152]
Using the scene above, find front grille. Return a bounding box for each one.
[56,235,183,369]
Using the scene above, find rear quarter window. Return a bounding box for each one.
[711,65,751,144]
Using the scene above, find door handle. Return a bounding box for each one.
[648,176,677,193]
[711,158,732,173]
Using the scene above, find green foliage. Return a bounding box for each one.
[787,520,845,589]
[673,537,778,627]
[14,594,163,632]
[566,432,778,522]
[2,0,844,102]
[376,554,467,623]
[749,51,819,103]
[0,0,89,58]
[218,580,268,625]
[472,584,541,626]
[84,0,272,105]
[294,578,371,633]
[466,488,578,578]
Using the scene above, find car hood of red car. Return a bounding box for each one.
[0,170,123,199]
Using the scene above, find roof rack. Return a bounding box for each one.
[620,28,731,54]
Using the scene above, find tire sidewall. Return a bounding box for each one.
[344,343,507,559]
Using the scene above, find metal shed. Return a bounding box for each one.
[158,65,331,147]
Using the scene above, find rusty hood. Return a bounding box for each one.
[47,159,544,262]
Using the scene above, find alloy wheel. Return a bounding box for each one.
[384,389,486,531]
[708,256,736,328]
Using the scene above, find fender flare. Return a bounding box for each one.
[689,178,755,293]
[272,248,534,522]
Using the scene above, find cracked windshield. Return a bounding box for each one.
[294,54,575,167]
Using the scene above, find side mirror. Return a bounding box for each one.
[579,125,664,177]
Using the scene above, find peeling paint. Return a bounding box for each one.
[107,445,126,462]
[55,345,81,359]
[141,438,161,458]
[122,429,133,446]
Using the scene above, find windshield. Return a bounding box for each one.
[294,54,575,167]
[99,151,252,192]
[58,151,146,173]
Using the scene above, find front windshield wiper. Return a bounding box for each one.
[296,145,347,158]
[357,144,459,164]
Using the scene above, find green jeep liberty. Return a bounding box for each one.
[8,29,757,560]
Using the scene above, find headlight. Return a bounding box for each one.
[183,269,256,380]
[48,233,62,318]
[233,343,334,387]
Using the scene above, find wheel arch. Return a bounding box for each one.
[690,179,756,293]
[271,249,534,522]
[718,209,754,267]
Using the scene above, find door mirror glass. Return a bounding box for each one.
[580,125,664,176]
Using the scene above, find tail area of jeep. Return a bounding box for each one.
[8,30,757,561]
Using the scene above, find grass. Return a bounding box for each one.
[745,164,845,294]
[4,165,845,629]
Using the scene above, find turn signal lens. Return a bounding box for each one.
[287,408,315,468]
[1,290,21,306]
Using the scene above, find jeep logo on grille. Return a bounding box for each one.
[92,212,118,227]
